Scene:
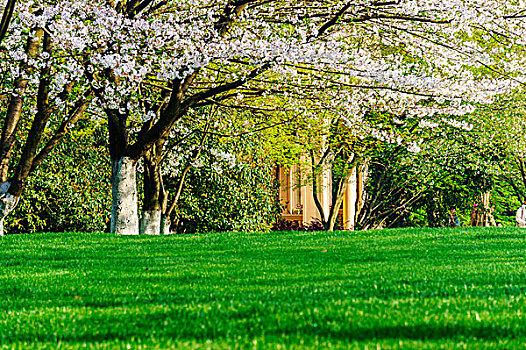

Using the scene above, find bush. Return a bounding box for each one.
[6,121,110,233]
[172,136,280,234]
[271,219,302,231]
[271,218,330,232]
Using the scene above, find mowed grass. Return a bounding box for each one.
[1,228,526,349]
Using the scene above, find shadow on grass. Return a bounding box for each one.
[5,321,521,344]
[473,232,526,240]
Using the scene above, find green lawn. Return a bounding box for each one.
[1,228,525,349]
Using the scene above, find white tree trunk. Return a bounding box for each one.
[111,157,139,235]
[140,209,162,235]
[0,193,19,236]
[160,215,171,235]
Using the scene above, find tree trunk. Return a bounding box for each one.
[479,191,496,227]
[355,163,368,223]
[106,107,141,235]
[140,142,167,235]
[0,31,84,236]
[0,181,18,236]
[160,215,171,235]
[140,209,162,235]
[0,194,18,236]
[0,29,43,182]
[327,174,349,231]
[0,0,17,43]
[111,157,139,235]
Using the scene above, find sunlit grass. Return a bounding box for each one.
[1,227,525,349]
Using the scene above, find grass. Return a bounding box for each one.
[0,227,525,349]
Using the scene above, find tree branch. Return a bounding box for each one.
[30,93,93,172]
[0,0,16,43]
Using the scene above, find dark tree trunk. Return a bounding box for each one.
[0,29,43,182]
[140,140,168,235]
[326,174,349,231]
[0,0,17,43]
[10,32,53,197]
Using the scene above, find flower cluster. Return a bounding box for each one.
[2,0,526,152]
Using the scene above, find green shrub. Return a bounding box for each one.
[6,121,110,233]
[172,136,280,233]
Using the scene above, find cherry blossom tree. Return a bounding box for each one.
[0,2,93,235]
[462,93,526,204]
[10,0,526,234]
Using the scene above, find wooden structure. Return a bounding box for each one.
[276,164,366,230]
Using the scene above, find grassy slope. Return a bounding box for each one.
[0,228,525,349]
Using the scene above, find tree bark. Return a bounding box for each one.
[326,151,356,231]
[140,143,167,235]
[9,32,53,197]
[517,158,526,198]
[140,209,163,235]
[327,174,349,231]
[111,157,139,235]
[355,163,368,223]
[0,0,17,44]
[0,29,43,182]
[106,108,142,235]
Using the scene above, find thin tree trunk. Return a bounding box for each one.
[517,158,526,198]
[0,29,43,182]
[309,150,328,228]
[327,175,349,231]
[326,152,356,231]
[163,160,194,233]
[9,32,53,196]
[163,125,210,232]
[140,142,167,235]
[0,0,16,43]
[354,164,368,228]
